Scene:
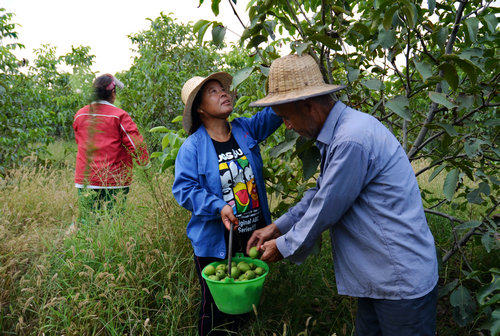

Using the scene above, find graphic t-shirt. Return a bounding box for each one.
[212,134,265,254]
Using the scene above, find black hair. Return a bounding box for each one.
[92,74,115,101]
[189,85,205,135]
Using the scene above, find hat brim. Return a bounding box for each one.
[249,84,345,107]
[114,77,125,89]
[183,72,233,133]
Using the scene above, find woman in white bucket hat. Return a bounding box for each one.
[172,71,282,335]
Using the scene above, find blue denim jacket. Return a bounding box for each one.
[173,107,282,258]
[275,102,438,300]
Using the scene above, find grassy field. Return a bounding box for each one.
[0,141,491,335]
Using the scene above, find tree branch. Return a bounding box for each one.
[415,154,468,176]
[293,0,312,25]
[408,0,469,159]
[227,0,246,29]
[425,209,464,224]
[463,0,494,19]
[226,0,266,63]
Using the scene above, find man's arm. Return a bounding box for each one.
[276,141,369,264]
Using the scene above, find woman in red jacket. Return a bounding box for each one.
[73,74,149,222]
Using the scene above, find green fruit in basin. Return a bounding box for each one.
[204,265,216,276]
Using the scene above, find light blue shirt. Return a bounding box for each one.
[275,101,438,300]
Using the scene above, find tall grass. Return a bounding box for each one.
[0,142,491,335]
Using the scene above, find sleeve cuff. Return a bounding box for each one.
[276,235,307,265]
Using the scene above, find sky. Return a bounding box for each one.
[2,0,249,74]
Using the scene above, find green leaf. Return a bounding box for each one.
[465,17,479,44]
[378,28,396,49]
[456,94,475,111]
[478,274,500,306]
[443,168,458,201]
[347,68,360,83]
[270,138,297,157]
[150,151,163,159]
[438,63,459,91]
[172,115,183,123]
[454,220,482,230]
[481,231,499,253]
[435,122,458,136]
[195,21,212,44]
[161,134,170,149]
[484,14,498,34]
[231,67,253,90]
[193,19,210,33]
[414,60,433,81]
[434,27,448,49]
[450,285,476,326]
[234,96,250,110]
[439,279,458,297]
[489,308,500,336]
[211,0,221,16]
[428,0,436,13]
[294,41,311,56]
[401,0,416,28]
[211,25,226,46]
[383,6,398,30]
[428,163,446,182]
[300,145,321,180]
[464,138,483,158]
[259,64,269,77]
[362,78,384,91]
[429,91,457,109]
[386,96,411,120]
[309,33,342,51]
[351,22,370,39]
[247,35,267,48]
[150,126,169,133]
[454,58,478,83]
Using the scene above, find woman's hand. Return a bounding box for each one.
[220,204,239,231]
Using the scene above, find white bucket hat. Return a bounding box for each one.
[181,72,233,133]
[249,54,345,107]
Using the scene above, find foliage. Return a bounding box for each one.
[0,9,95,175]
[193,0,499,333]
[119,13,224,149]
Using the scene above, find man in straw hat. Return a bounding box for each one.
[246,54,438,336]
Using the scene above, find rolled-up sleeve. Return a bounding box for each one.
[276,141,369,264]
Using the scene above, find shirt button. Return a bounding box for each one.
[220,252,224,256]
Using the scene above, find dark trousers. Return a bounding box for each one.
[194,255,249,336]
[355,284,438,336]
[77,187,129,222]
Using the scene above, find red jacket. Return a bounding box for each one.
[73,101,149,188]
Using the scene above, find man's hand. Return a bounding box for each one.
[260,239,283,262]
[220,205,238,231]
[246,223,281,254]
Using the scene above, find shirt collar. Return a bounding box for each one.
[316,101,347,147]
[94,100,115,107]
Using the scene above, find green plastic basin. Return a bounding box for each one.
[201,254,269,315]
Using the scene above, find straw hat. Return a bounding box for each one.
[249,54,345,107]
[181,72,233,133]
